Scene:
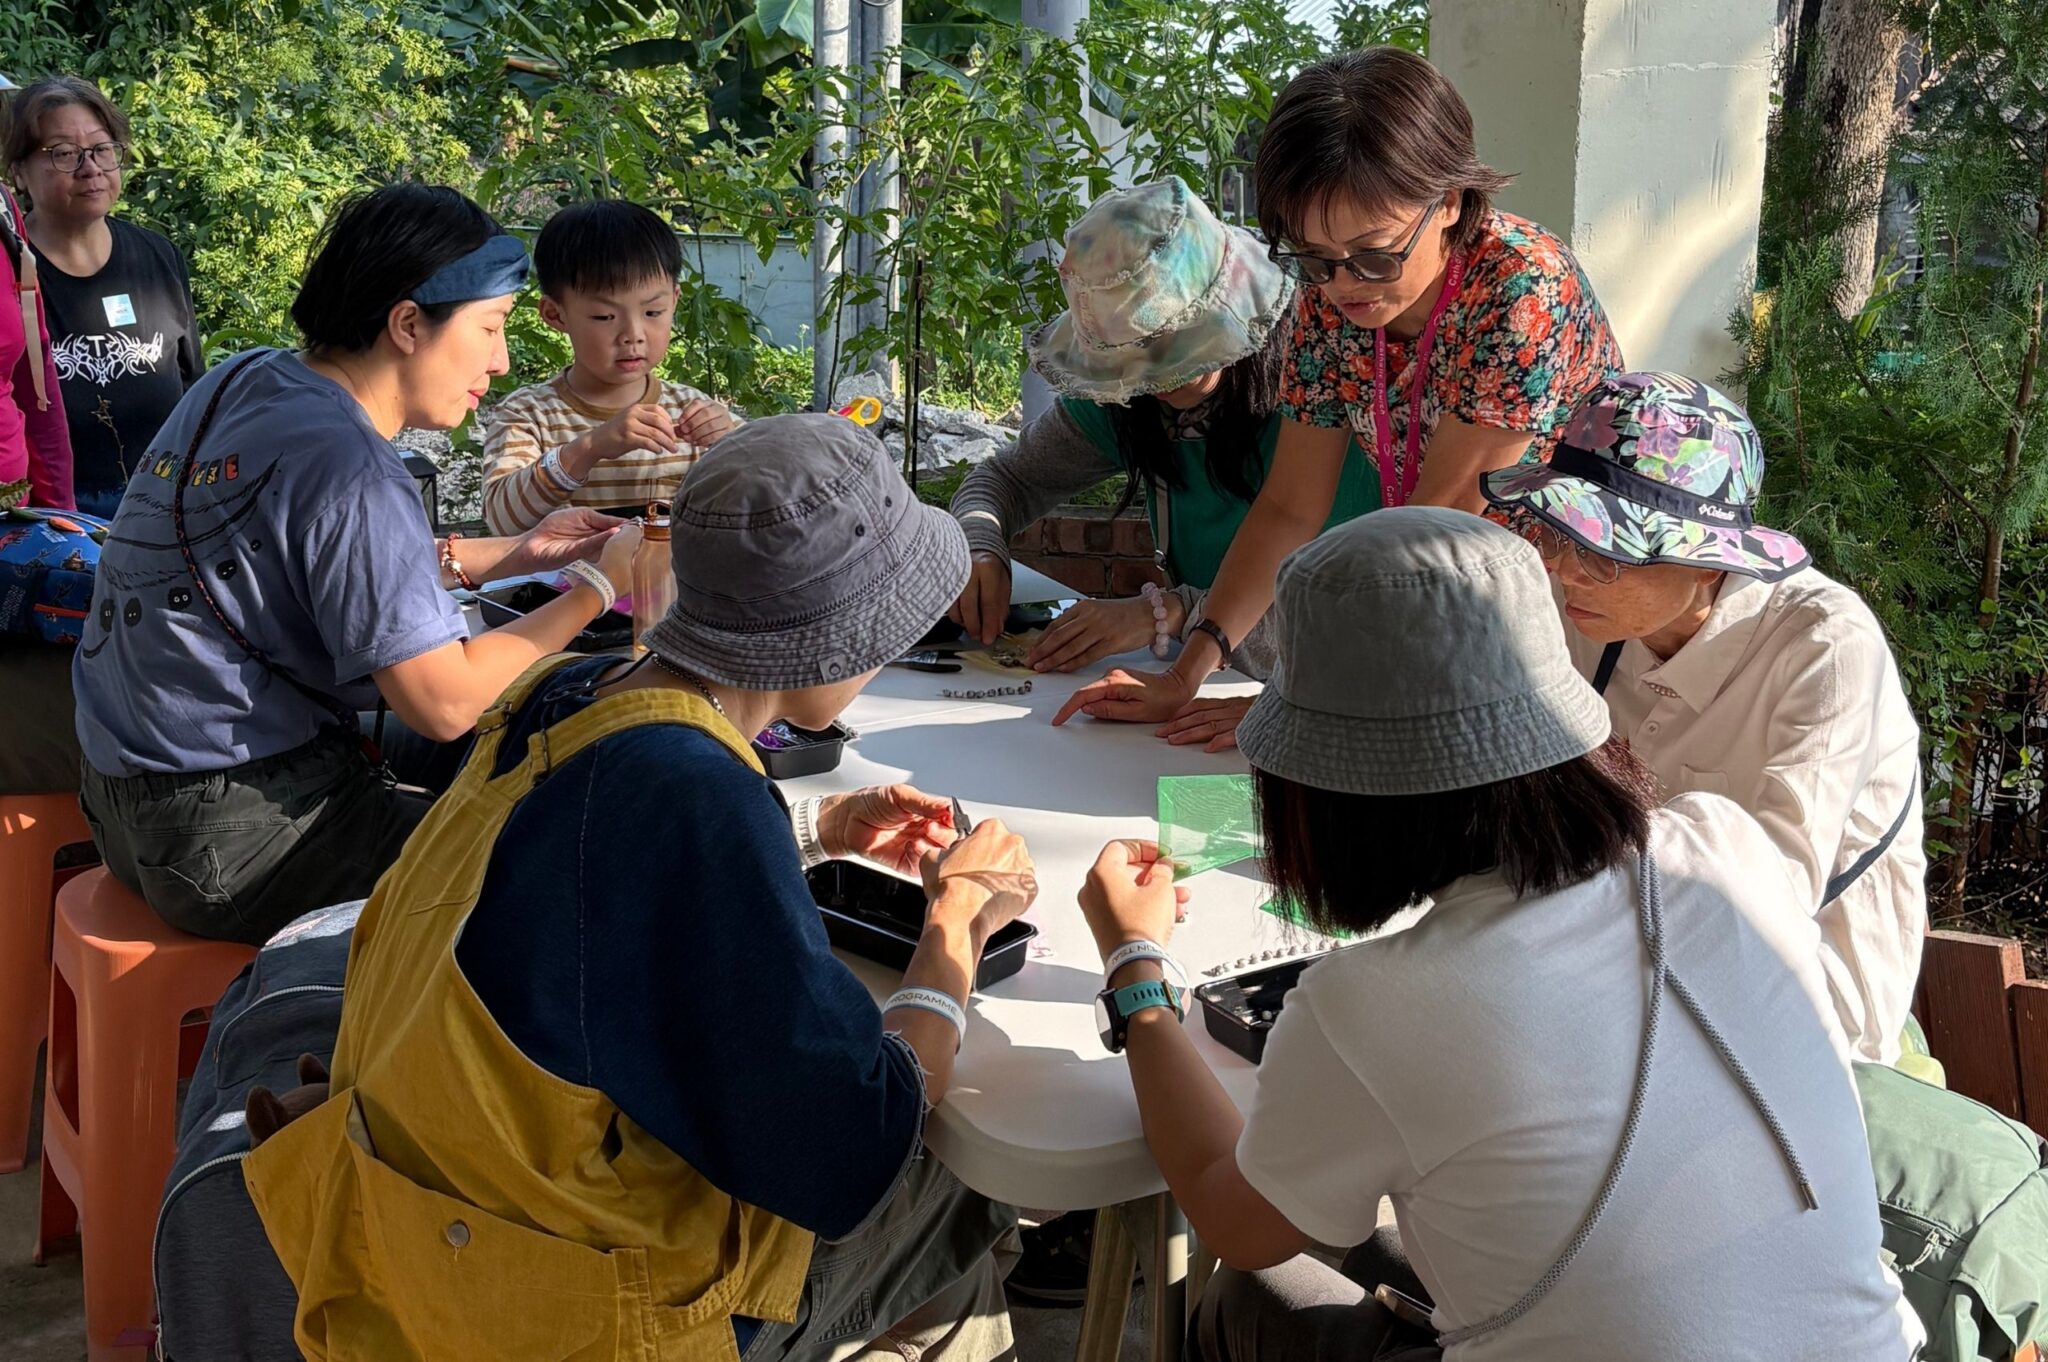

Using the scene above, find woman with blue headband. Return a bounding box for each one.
[72,183,641,944]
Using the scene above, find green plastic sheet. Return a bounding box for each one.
[1157,774,1260,881]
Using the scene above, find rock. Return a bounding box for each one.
[946,437,999,466]
[921,403,1013,447]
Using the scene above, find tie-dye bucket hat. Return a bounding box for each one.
[1481,371,1810,581]
[1025,176,1294,405]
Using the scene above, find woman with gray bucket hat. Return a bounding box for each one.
[247,413,1033,1362]
[1483,371,1925,1065]
[950,176,1379,706]
[1072,508,1920,1361]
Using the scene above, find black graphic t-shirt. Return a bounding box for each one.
[36,218,202,503]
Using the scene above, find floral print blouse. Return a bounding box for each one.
[1276,210,1623,493]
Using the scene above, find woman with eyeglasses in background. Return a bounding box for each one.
[6,75,201,518]
[1484,372,1926,1066]
[1056,48,1623,745]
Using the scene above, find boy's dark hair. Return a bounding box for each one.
[1253,737,1654,939]
[534,199,682,299]
[1255,48,1511,253]
[292,183,500,355]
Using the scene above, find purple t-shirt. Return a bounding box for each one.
[75,349,467,776]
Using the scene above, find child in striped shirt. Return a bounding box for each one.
[482,200,739,533]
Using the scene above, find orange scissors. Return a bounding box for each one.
[836,396,884,427]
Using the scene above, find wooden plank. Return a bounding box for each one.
[1919,931,2024,1119]
[2014,980,2048,1132]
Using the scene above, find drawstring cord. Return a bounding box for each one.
[1438,848,1815,1348]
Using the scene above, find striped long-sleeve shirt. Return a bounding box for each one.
[481,370,729,532]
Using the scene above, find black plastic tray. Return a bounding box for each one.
[475,582,634,653]
[807,861,1037,990]
[1196,957,1318,1064]
[754,721,852,779]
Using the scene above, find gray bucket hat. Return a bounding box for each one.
[1236,508,1610,797]
[640,412,970,689]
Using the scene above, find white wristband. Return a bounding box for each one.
[790,795,829,869]
[885,986,967,1051]
[558,559,616,613]
[541,445,586,492]
[1105,939,1188,991]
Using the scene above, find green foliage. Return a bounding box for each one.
[2,0,1423,430]
[1736,0,2048,905]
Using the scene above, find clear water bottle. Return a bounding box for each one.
[631,501,675,651]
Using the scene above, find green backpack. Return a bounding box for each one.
[1856,1062,2048,1360]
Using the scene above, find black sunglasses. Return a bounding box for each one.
[1267,201,1441,286]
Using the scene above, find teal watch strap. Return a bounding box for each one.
[1100,978,1187,1053]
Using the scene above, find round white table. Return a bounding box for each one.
[779,652,1318,1210]
[778,640,1361,1362]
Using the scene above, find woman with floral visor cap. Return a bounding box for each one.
[1484,370,1926,1064]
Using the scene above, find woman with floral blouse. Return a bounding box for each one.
[1055,47,1624,745]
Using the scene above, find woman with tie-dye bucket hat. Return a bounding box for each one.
[1484,371,1927,1064]
[948,177,1380,701]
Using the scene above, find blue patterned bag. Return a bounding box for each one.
[0,505,112,644]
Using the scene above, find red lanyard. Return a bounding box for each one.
[1369,251,1466,509]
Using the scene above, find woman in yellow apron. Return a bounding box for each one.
[247,412,1035,1362]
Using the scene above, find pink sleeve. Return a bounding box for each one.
[2,191,72,508]
[19,301,73,509]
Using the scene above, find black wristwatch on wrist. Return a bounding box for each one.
[1188,617,1235,672]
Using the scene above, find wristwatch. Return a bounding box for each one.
[1188,617,1235,672]
[1096,977,1188,1054]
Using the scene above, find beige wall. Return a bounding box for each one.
[1432,0,1777,389]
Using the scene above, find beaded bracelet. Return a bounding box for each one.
[440,533,477,591]
[940,681,1033,700]
[1140,582,1171,659]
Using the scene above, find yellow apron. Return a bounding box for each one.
[245,656,812,1361]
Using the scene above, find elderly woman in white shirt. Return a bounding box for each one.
[1482,371,1925,1063]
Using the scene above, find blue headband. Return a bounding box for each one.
[410,233,531,306]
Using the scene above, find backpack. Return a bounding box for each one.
[155,901,358,1362]
[1856,1062,2048,1361]
[0,506,110,644]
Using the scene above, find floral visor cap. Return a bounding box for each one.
[1481,370,1811,582]
[1023,175,1295,405]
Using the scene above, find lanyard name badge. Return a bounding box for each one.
[1368,251,1466,509]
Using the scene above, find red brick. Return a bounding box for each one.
[1111,514,1155,559]
[1107,558,1168,597]
[1080,516,1116,555]
[1052,516,1092,555]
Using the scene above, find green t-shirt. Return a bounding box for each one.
[1060,399,1381,589]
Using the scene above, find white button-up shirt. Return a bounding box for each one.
[1565,570,1926,1062]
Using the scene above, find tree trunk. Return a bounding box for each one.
[1809,0,1907,315]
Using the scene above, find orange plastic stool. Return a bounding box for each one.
[0,792,91,1173]
[36,867,256,1360]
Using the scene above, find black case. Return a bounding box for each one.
[1195,957,1319,1064]
[475,582,634,653]
[754,722,853,779]
[807,861,1037,989]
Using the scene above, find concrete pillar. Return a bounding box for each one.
[853,0,902,386]
[1430,0,1778,388]
[1018,0,1091,425]
[812,0,853,411]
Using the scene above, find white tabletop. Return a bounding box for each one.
[780,652,1345,1211]
[465,564,1341,1210]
